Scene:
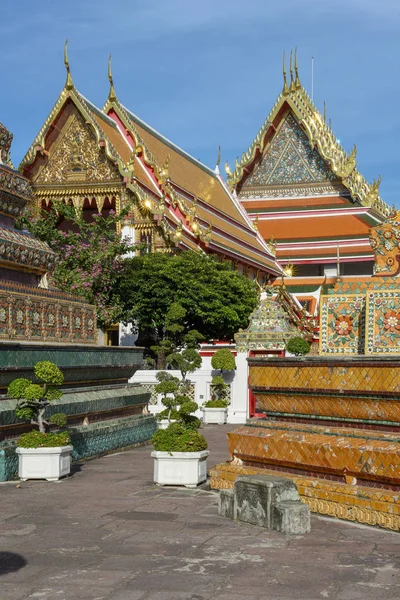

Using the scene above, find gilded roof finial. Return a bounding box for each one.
[224,161,233,177]
[64,39,74,91]
[289,50,295,93]
[323,100,326,123]
[294,48,301,89]
[108,54,117,102]
[215,145,221,174]
[282,52,289,96]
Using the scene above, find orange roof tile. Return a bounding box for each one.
[257,215,371,240]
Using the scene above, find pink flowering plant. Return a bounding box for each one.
[19,201,131,327]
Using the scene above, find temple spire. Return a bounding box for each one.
[282,52,289,96]
[289,50,295,92]
[324,100,327,122]
[294,48,301,89]
[215,145,221,174]
[108,54,117,102]
[64,39,74,91]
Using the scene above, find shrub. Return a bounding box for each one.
[18,430,71,449]
[285,336,311,356]
[152,372,207,452]
[203,398,229,409]
[152,423,208,453]
[7,378,31,400]
[211,348,236,372]
[8,361,67,441]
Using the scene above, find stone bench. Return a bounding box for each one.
[218,474,310,534]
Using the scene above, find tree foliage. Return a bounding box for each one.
[117,251,258,347]
[285,336,311,356]
[18,201,131,327]
[8,361,68,438]
[211,348,236,372]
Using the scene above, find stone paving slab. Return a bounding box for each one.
[1,424,400,600]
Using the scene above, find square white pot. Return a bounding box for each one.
[151,450,209,488]
[202,407,228,425]
[16,445,73,481]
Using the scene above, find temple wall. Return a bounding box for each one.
[0,282,97,345]
[249,356,400,428]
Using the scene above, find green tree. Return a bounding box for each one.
[285,336,311,356]
[8,361,67,434]
[18,201,131,328]
[117,251,258,349]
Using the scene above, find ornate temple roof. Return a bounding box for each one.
[229,52,389,219]
[226,51,390,276]
[19,46,281,277]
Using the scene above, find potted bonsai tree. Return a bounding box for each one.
[151,390,209,488]
[154,372,180,429]
[8,361,72,481]
[203,348,236,424]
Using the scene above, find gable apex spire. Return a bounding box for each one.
[282,52,289,96]
[64,39,74,90]
[294,48,301,89]
[289,50,296,93]
[108,54,117,102]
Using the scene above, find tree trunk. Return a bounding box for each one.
[37,406,46,434]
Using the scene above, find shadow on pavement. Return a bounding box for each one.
[0,552,27,575]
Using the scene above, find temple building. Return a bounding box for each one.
[226,51,391,299]
[19,44,281,300]
[0,119,97,345]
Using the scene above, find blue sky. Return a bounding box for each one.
[1,0,399,205]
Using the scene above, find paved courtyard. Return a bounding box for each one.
[1,424,399,600]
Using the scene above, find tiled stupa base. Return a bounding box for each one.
[210,463,400,531]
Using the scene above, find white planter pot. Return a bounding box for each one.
[151,450,209,488]
[202,407,228,425]
[156,419,177,430]
[16,445,73,481]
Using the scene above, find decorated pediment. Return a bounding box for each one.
[244,113,336,189]
[34,112,121,186]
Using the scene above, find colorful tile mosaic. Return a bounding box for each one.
[0,283,97,344]
[0,165,32,203]
[0,226,55,272]
[235,291,298,352]
[226,421,400,485]
[366,290,400,354]
[370,209,400,276]
[255,392,400,425]
[329,276,400,295]
[249,361,400,393]
[320,294,365,354]
[244,113,336,188]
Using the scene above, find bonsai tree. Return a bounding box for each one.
[167,348,202,381]
[8,361,70,448]
[206,348,236,408]
[151,395,207,453]
[154,372,180,422]
[211,348,236,373]
[285,336,311,356]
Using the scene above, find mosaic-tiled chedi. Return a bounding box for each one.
[0,120,96,344]
[211,216,400,531]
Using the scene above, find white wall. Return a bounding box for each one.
[130,345,249,424]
